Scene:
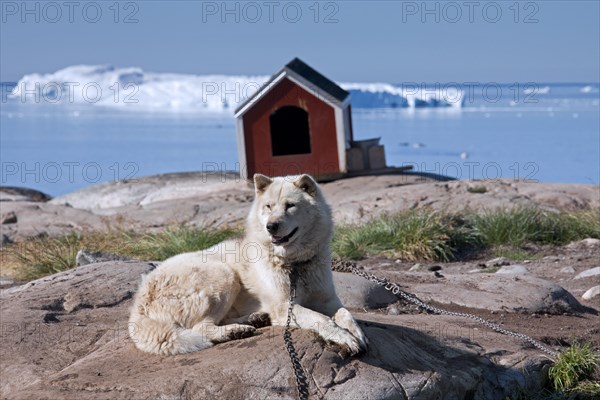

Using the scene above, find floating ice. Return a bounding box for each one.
[581,85,599,94]
[9,65,463,112]
[524,86,550,95]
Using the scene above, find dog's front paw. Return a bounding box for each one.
[346,323,368,354]
[247,312,271,328]
[224,324,256,340]
[333,308,369,353]
[325,325,364,356]
[337,325,368,355]
[353,329,369,354]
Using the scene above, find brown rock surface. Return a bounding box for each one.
[2,174,598,245]
[1,261,554,400]
[1,174,599,399]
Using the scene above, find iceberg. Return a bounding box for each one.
[581,85,599,94]
[524,85,550,95]
[9,65,463,112]
[342,82,463,109]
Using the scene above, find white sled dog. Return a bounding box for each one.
[129,174,368,356]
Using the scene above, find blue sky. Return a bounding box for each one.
[1,0,599,83]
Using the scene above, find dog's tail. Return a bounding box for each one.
[129,313,212,355]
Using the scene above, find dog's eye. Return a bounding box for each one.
[265,204,272,210]
[285,203,295,211]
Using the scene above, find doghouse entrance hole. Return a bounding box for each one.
[270,106,311,156]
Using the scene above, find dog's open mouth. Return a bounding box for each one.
[271,227,298,245]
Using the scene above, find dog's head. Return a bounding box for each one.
[250,174,332,259]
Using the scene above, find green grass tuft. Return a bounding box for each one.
[3,207,599,281]
[467,185,488,194]
[2,226,240,280]
[471,207,600,248]
[332,211,481,261]
[571,381,600,398]
[491,246,537,261]
[6,232,86,280]
[548,342,599,392]
[123,226,240,261]
[331,207,599,262]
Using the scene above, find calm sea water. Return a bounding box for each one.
[1,83,598,196]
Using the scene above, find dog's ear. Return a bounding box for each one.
[294,174,318,197]
[254,174,273,194]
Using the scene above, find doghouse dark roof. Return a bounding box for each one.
[234,58,349,116]
[285,58,349,102]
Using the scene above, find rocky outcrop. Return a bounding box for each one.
[75,249,138,267]
[48,171,244,210]
[1,175,598,399]
[574,267,600,280]
[1,260,564,400]
[403,273,583,314]
[582,286,600,301]
[3,175,598,245]
[0,186,52,202]
[321,177,600,223]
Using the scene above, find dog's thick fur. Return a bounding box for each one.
[129,174,368,356]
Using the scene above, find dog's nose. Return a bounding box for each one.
[266,222,279,234]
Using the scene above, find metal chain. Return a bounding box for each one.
[284,270,310,400]
[336,259,558,359]
[283,260,558,400]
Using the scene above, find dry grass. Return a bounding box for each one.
[332,211,481,261]
[1,226,240,280]
[332,207,600,261]
[3,207,598,281]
